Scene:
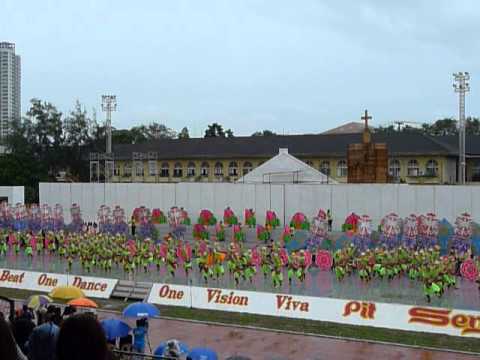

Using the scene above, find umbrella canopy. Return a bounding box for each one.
[68,298,98,308]
[26,295,52,310]
[187,347,218,360]
[122,302,160,318]
[49,286,85,300]
[154,341,189,356]
[101,318,131,340]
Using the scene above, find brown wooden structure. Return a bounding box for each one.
[347,110,388,183]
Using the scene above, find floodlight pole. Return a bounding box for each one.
[101,95,117,182]
[453,73,470,185]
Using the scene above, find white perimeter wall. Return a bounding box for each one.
[39,182,480,227]
[0,186,24,204]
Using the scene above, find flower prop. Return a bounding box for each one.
[401,214,418,249]
[215,223,225,241]
[151,209,167,224]
[352,215,372,251]
[343,213,360,233]
[452,212,473,255]
[306,214,329,250]
[223,207,238,226]
[418,213,439,249]
[233,224,246,242]
[379,213,400,249]
[28,204,41,232]
[244,209,256,227]
[193,223,209,240]
[290,212,309,230]
[112,206,128,235]
[315,250,333,270]
[69,203,83,233]
[460,259,479,281]
[0,202,13,229]
[281,226,293,244]
[97,205,113,234]
[198,209,217,226]
[317,209,327,220]
[265,210,280,229]
[13,203,28,232]
[180,208,191,225]
[256,225,270,242]
[41,204,54,232]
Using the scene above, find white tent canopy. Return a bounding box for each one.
[237,148,336,184]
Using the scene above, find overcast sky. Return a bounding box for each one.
[2,0,479,136]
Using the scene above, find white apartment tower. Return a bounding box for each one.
[0,42,21,142]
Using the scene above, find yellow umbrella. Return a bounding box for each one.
[67,298,98,308]
[49,286,85,300]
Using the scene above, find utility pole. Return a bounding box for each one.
[453,73,470,185]
[101,95,117,182]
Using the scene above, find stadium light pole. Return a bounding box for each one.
[101,95,117,182]
[453,72,470,185]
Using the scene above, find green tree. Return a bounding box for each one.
[178,127,190,139]
[204,123,233,138]
[252,130,276,136]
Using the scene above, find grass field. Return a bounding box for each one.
[2,288,479,354]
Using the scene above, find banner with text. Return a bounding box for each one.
[151,284,480,338]
[0,268,117,299]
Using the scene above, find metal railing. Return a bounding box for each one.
[112,349,177,360]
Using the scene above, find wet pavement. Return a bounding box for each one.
[97,312,480,360]
[3,251,480,311]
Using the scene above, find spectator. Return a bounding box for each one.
[0,314,27,360]
[11,313,35,355]
[28,312,59,360]
[132,318,147,354]
[327,209,333,232]
[56,313,109,360]
[163,340,181,359]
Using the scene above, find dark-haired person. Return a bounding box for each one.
[0,315,27,360]
[56,313,109,360]
[28,312,59,360]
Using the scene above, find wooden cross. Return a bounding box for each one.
[361,109,371,128]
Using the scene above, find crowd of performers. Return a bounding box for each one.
[0,203,478,302]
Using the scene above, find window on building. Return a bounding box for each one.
[173,162,183,177]
[426,159,439,177]
[472,162,480,181]
[135,161,144,177]
[389,159,401,178]
[407,160,419,176]
[243,162,253,176]
[187,162,196,177]
[337,160,347,177]
[319,161,330,176]
[201,162,209,177]
[228,161,238,176]
[160,162,169,177]
[124,162,132,177]
[214,162,223,176]
[148,161,157,177]
[114,163,121,177]
[305,160,314,167]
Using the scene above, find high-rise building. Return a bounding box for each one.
[0,42,21,143]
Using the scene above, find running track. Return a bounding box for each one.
[97,311,480,360]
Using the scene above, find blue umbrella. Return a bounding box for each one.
[154,341,189,356]
[187,347,218,360]
[101,318,131,340]
[122,302,160,318]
